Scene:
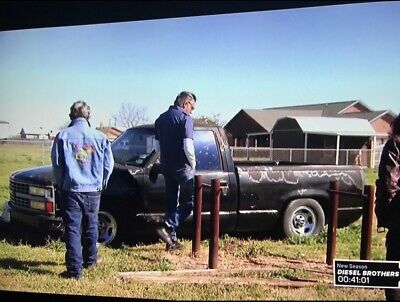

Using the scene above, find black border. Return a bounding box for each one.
[1,0,369,31]
[0,1,373,301]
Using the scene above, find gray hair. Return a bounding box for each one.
[69,100,91,120]
[174,91,196,107]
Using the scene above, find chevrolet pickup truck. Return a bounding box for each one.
[2,125,365,246]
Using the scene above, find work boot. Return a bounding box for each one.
[156,223,174,246]
[165,241,182,252]
[59,271,82,280]
[83,255,102,270]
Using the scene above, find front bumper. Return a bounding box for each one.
[6,201,64,232]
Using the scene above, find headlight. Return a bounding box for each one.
[30,200,45,210]
[29,186,46,196]
[29,186,53,198]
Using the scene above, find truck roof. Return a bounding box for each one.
[131,123,222,131]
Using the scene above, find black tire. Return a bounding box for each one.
[97,208,122,247]
[282,198,325,238]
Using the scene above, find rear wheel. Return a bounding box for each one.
[282,198,325,238]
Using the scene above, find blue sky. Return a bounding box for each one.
[0,1,399,135]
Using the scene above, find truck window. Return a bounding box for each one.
[112,128,155,164]
[112,128,222,170]
[194,130,221,171]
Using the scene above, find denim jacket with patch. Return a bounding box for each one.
[51,118,114,192]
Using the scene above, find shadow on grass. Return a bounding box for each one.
[0,221,61,247]
[0,258,58,275]
[0,219,283,251]
[125,225,283,249]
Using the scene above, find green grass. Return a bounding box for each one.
[364,167,377,186]
[0,143,51,211]
[0,230,387,300]
[0,143,386,300]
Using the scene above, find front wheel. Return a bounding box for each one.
[282,198,325,238]
[98,210,120,247]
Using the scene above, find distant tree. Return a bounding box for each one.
[194,114,225,127]
[112,103,150,130]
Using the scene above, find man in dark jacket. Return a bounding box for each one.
[375,113,400,300]
[154,91,196,252]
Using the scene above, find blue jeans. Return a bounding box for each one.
[163,165,194,242]
[60,191,100,277]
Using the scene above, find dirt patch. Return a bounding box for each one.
[118,246,333,287]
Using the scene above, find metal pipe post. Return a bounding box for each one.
[208,178,221,269]
[192,175,203,256]
[360,185,374,260]
[326,180,339,265]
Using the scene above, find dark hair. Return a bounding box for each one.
[69,100,91,120]
[390,113,400,137]
[174,91,196,106]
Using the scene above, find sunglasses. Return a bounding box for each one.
[186,100,196,111]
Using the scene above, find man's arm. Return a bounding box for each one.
[182,117,195,169]
[379,140,400,201]
[154,139,161,156]
[375,139,400,228]
[183,138,196,169]
[102,139,114,189]
[51,134,65,189]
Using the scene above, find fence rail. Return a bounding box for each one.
[231,146,382,168]
[0,140,383,168]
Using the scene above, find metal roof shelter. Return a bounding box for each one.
[225,100,395,148]
[271,116,377,164]
[242,109,323,132]
[263,100,371,116]
[284,116,376,136]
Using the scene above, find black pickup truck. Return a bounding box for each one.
[2,125,365,246]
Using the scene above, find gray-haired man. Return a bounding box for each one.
[51,100,114,279]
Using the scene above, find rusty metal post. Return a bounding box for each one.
[192,175,203,256]
[326,180,339,265]
[208,178,221,269]
[360,185,374,260]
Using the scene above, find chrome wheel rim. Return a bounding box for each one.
[291,206,317,236]
[98,211,117,245]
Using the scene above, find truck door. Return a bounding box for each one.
[141,129,237,234]
[184,129,237,233]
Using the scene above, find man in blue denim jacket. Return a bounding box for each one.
[154,91,196,252]
[51,100,114,279]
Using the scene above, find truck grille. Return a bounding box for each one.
[9,179,55,214]
[9,179,30,208]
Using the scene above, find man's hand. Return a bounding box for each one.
[149,163,161,183]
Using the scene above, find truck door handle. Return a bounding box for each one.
[219,180,229,196]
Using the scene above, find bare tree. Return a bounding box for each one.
[194,113,225,127]
[112,103,150,130]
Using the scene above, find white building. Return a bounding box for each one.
[0,120,10,139]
